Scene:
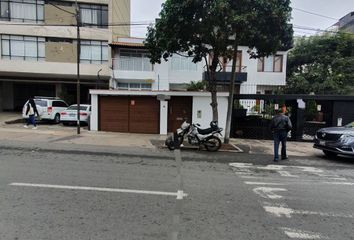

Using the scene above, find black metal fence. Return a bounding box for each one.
[231,94,354,142]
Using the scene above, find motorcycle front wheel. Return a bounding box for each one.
[204,136,222,152]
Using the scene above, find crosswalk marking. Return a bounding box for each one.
[253,187,287,199]
[281,228,327,239]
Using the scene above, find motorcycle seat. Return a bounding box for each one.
[197,127,214,135]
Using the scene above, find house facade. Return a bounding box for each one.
[89,37,288,134]
[0,0,130,111]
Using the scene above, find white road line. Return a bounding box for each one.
[244,182,284,186]
[264,206,354,219]
[278,171,299,178]
[229,163,253,168]
[281,228,327,239]
[328,177,347,181]
[323,182,354,186]
[9,183,188,199]
[253,187,287,199]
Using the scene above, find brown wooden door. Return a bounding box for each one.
[168,96,193,133]
[99,96,129,132]
[129,97,160,134]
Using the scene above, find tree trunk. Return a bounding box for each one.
[209,54,219,122]
[224,40,238,144]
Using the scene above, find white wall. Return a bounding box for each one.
[160,100,168,135]
[90,94,98,131]
[192,95,228,136]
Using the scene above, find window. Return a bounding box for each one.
[1,34,45,61]
[223,51,242,72]
[52,101,68,107]
[257,55,283,72]
[79,3,108,28]
[80,40,108,64]
[117,50,153,71]
[0,0,44,23]
[171,54,198,71]
[117,82,152,91]
[34,100,47,107]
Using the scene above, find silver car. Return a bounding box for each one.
[314,122,354,158]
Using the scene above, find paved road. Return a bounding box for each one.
[0,148,353,240]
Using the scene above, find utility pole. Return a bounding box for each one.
[75,0,81,135]
[97,69,102,89]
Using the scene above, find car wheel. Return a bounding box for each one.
[323,150,337,158]
[54,114,60,124]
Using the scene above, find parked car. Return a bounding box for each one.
[314,122,354,158]
[60,104,91,125]
[22,97,68,124]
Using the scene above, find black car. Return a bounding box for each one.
[314,122,354,158]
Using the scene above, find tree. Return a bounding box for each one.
[145,0,293,141]
[286,32,354,95]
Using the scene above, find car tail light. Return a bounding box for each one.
[61,112,67,115]
[47,106,53,113]
[80,112,88,116]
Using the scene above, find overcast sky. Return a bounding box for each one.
[130,0,353,38]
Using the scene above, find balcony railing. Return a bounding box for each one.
[203,65,248,84]
[112,57,153,72]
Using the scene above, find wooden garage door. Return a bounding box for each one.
[99,96,160,134]
[129,97,160,134]
[99,96,129,132]
[168,96,193,133]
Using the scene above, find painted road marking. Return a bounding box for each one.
[244,182,284,186]
[281,228,327,239]
[9,183,188,199]
[253,187,287,199]
[264,206,354,219]
[278,170,299,178]
[324,182,354,186]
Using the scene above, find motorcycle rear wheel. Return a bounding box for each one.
[204,136,222,152]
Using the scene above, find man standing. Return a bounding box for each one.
[270,105,292,162]
[24,97,40,129]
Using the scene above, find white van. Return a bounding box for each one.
[22,97,68,124]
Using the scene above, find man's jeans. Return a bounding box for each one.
[273,130,287,161]
[27,115,36,127]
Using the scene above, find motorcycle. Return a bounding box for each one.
[165,121,223,152]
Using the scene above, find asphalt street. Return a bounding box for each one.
[0,148,353,240]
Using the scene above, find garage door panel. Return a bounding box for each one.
[99,96,129,132]
[129,97,160,134]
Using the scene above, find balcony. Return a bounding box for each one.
[112,57,155,82]
[203,66,248,85]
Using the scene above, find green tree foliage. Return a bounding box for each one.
[145,0,293,121]
[286,33,354,95]
[186,81,206,91]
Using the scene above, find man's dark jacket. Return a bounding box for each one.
[270,113,293,132]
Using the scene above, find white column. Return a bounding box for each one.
[55,83,63,97]
[90,94,98,131]
[160,100,168,135]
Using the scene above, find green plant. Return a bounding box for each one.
[305,100,317,121]
[187,81,206,91]
[234,100,244,109]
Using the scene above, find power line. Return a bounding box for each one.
[46,1,76,15]
[293,7,339,21]
[0,21,152,27]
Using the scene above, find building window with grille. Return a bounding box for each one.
[0,0,44,23]
[257,55,283,72]
[80,40,108,64]
[171,54,198,71]
[117,82,152,91]
[1,34,45,61]
[79,3,108,28]
[116,49,153,71]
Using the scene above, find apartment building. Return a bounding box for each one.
[0,0,130,111]
[89,37,287,134]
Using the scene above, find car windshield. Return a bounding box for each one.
[34,100,47,107]
[345,122,354,128]
[67,105,89,111]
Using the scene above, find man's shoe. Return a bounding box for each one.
[274,159,279,162]
[23,125,29,128]
[281,157,288,160]
[32,127,38,130]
